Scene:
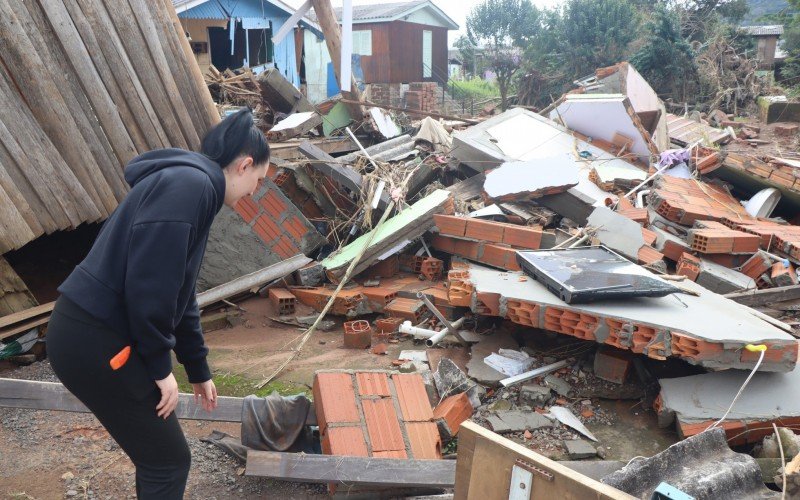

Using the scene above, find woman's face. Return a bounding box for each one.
[224,156,269,207]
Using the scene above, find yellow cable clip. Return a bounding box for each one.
[745,344,767,352]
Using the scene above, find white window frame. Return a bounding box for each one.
[422,30,432,78]
[352,30,372,56]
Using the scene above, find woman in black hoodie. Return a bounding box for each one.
[47,109,269,499]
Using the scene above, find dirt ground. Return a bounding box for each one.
[1,295,679,499]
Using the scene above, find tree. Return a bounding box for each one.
[631,5,698,101]
[454,35,477,78]
[557,0,641,80]
[466,0,538,110]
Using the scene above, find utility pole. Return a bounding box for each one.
[310,0,365,120]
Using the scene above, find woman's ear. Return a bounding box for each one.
[235,156,254,175]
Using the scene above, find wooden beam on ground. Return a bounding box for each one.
[0,378,316,425]
[309,0,364,120]
[339,98,480,125]
[725,285,800,307]
[197,254,312,308]
[245,451,456,488]
[454,421,635,499]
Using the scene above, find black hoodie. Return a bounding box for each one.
[58,149,226,383]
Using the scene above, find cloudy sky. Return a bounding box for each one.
[282,0,565,47]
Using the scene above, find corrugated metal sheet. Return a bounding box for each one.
[174,1,227,19]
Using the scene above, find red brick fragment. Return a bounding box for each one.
[433,392,473,435]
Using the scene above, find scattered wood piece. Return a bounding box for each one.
[0,378,317,425]
[725,285,800,307]
[245,451,456,487]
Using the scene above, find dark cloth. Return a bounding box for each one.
[58,149,225,382]
[47,296,191,500]
[202,393,314,462]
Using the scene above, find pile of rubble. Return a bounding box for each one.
[218,60,800,495]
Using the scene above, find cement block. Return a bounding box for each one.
[564,439,597,460]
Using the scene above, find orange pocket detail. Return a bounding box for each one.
[110,346,131,370]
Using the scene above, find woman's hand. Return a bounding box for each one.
[192,379,217,413]
[155,373,179,419]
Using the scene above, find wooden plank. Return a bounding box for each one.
[0,257,38,317]
[197,254,312,308]
[72,0,170,150]
[37,0,138,166]
[0,316,49,342]
[725,285,800,307]
[146,0,211,138]
[0,302,55,330]
[20,0,128,203]
[0,378,317,425]
[0,143,45,238]
[126,0,200,151]
[340,98,480,125]
[245,451,456,487]
[98,0,189,149]
[159,0,220,132]
[0,0,114,216]
[61,0,149,152]
[454,421,635,500]
[299,141,364,193]
[0,72,93,229]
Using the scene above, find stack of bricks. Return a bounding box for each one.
[432,215,550,272]
[649,176,754,226]
[688,220,760,254]
[405,82,439,115]
[723,218,800,259]
[313,371,441,465]
[368,83,402,107]
[725,151,800,192]
[234,177,323,259]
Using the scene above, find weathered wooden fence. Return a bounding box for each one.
[0,0,219,253]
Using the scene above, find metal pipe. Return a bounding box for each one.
[399,317,465,340]
[416,292,465,344]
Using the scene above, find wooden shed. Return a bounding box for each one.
[303,0,458,101]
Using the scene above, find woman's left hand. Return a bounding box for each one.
[192,379,218,412]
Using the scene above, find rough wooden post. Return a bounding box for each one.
[310,0,365,120]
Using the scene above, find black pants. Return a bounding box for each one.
[47,296,190,499]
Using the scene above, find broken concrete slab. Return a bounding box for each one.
[549,94,658,165]
[486,410,553,434]
[544,375,572,397]
[696,259,757,294]
[563,439,598,460]
[602,428,776,499]
[433,357,475,400]
[466,333,519,386]
[483,158,580,202]
[657,365,800,445]
[267,112,323,141]
[321,189,453,280]
[586,207,649,262]
[455,262,798,372]
[575,62,669,151]
[519,384,552,407]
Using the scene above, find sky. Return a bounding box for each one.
[282,0,565,47]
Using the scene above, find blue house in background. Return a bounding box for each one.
[173,0,320,87]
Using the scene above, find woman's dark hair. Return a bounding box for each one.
[201,108,270,168]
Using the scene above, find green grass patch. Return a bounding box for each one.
[448,77,501,100]
[171,355,309,398]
